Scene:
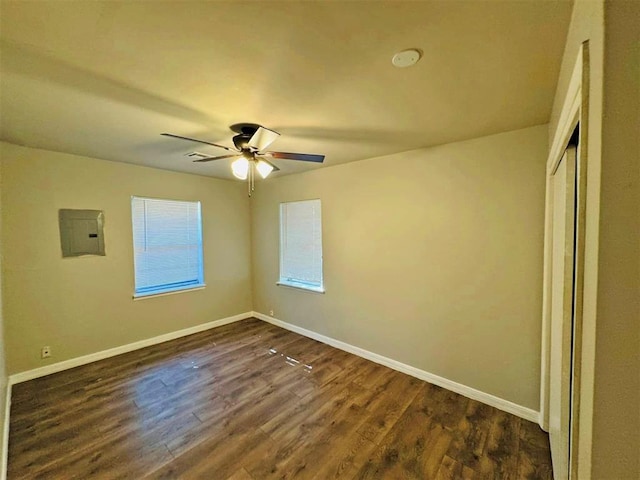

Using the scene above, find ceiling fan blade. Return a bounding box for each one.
[192,154,239,163]
[256,157,280,172]
[264,151,325,163]
[161,133,236,152]
[248,126,280,151]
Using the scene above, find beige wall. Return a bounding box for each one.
[0,142,252,374]
[251,125,548,410]
[549,0,640,477]
[592,1,639,477]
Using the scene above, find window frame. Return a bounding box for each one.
[278,198,325,294]
[131,196,206,299]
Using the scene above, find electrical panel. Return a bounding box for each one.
[58,209,105,257]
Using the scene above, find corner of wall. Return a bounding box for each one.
[0,152,10,480]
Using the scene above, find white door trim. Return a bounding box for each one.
[540,41,590,480]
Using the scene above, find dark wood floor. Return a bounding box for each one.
[8,318,553,479]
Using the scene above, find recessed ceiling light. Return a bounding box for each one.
[392,49,422,68]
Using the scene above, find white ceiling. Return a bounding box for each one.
[0,1,572,180]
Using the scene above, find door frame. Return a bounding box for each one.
[540,41,590,479]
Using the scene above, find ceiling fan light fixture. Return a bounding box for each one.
[256,159,274,179]
[231,157,249,180]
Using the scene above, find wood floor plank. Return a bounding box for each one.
[226,468,255,480]
[476,409,521,480]
[434,455,476,480]
[146,427,273,479]
[516,420,554,480]
[8,318,555,479]
[356,393,411,445]
[309,431,377,480]
[248,389,374,480]
[355,385,459,480]
[274,407,373,480]
[446,400,495,471]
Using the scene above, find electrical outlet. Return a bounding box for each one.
[269,310,274,317]
[41,346,51,359]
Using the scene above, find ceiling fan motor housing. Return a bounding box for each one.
[233,134,253,151]
[230,123,261,151]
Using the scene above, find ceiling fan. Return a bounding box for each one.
[162,123,325,196]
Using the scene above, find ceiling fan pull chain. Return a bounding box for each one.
[247,162,255,197]
[251,162,255,192]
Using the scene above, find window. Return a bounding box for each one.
[131,196,205,298]
[279,199,324,293]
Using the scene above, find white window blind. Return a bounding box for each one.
[131,197,204,297]
[279,199,324,292]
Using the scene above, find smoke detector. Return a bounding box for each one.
[392,49,422,68]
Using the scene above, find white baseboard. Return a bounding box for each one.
[9,312,252,385]
[1,382,10,480]
[253,311,539,423]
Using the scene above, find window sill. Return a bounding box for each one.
[277,281,325,294]
[133,284,206,300]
